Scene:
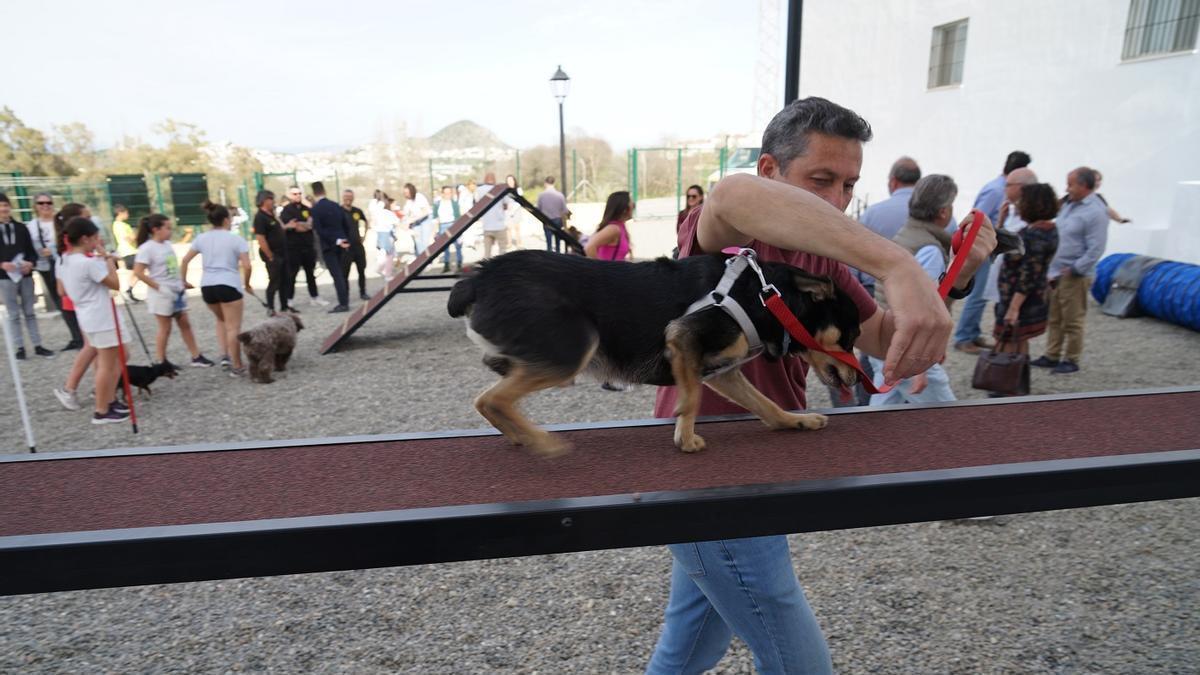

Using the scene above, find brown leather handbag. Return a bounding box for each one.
[971,328,1030,395]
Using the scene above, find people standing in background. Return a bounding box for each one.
[457,182,475,216]
[26,193,62,315]
[280,186,326,309]
[983,167,1039,306]
[992,183,1059,368]
[368,192,400,280]
[180,201,252,376]
[535,176,569,253]
[110,204,142,304]
[584,191,634,261]
[401,183,433,257]
[58,216,128,424]
[676,185,704,232]
[1031,167,1109,375]
[504,174,524,248]
[474,173,509,257]
[253,190,292,314]
[0,194,53,359]
[952,150,1032,354]
[132,214,212,368]
[341,189,370,300]
[434,185,462,273]
[52,203,90,351]
[309,181,352,313]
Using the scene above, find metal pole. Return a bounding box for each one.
[572,149,577,199]
[557,101,567,202]
[785,0,803,105]
[676,148,683,214]
[631,149,639,203]
[428,159,434,197]
[515,149,521,185]
[1,316,36,452]
[334,170,341,197]
[153,174,166,213]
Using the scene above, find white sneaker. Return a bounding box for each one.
[54,387,82,411]
[310,296,330,307]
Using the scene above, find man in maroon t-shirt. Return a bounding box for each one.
[645,97,994,673]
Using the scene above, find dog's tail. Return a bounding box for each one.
[446,277,475,318]
[238,331,253,345]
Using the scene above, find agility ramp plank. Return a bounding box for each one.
[2,387,1198,596]
[320,186,583,354]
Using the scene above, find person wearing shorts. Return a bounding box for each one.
[180,201,252,377]
[132,213,213,369]
[111,204,142,304]
[58,217,130,425]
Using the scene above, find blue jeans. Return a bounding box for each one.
[375,232,395,256]
[438,222,462,266]
[867,356,956,405]
[952,256,992,344]
[647,536,833,674]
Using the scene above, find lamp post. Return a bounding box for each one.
[549,65,570,198]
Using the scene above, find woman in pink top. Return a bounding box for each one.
[584,191,634,261]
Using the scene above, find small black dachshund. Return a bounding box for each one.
[448,250,862,456]
[118,362,178,399]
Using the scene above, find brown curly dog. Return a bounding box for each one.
[237,312,303,383]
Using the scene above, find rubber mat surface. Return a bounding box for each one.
[3,393,1197,537]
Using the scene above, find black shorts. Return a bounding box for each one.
[201,285,243,304]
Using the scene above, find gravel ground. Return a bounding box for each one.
[1,266,1198,674]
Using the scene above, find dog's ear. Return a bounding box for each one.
[238,331,252,345]
[791,271,837,302]
[292,314,304,330]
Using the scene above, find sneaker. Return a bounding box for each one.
[219,355,231,371]
[110,400,130,414]
[441,264,451,273]
[15,348,25,360]
[329,304,350,313]
[228,366,247,378]
[60,340,83,351]
[310,296,330,307]
[191,354,215,368]
[33,345,55,358]
[1052,360,1079,374]
[359,292,371,301]
[952,341,981,354]
[92,406,130,425]
[972,335,995,349]
[54,388,82,411]
[1030,356,1060,368]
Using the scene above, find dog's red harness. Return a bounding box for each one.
[723,209,985,396]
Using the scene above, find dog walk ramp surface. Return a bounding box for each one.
[2,388,1199,595]
[320,185,583,354]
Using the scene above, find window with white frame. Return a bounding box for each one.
[928,19,969,89]
[1123,0,1200,60]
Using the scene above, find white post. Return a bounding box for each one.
[1,312,36,452]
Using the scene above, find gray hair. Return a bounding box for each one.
[761,97,873,173]
[255,190,275,207]
[34,191,53,201]
[1072,166,1097,190]
[909,174,958,222]
[889,156,921,185]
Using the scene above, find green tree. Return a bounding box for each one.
[0,106,74,176]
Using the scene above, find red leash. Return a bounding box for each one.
[760,209,984,396]
[109,296,139,433]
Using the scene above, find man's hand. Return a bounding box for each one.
[39,247,51,258]
[0,262,13,273]
[879,263,954,383]
[19,261,33,274]
[954,212,998,290]
[909,371,929,395]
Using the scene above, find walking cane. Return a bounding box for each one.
[1,315,36,452]
[109,296,139,434]
[121,298,154,363]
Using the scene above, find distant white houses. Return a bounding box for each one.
[797,0,1200,263]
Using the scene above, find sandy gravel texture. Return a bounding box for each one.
[1,268,1197,674]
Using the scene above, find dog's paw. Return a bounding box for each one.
[675,433,707,453]
[524,432,571,458]
[791,413,828,430]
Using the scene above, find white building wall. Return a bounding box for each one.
[797,0,1200,263]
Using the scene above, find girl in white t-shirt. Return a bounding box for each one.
[180,201,252,377]
[58,216,129,425]
[132,214,213,369]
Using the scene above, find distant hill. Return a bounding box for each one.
[427,120,511,151]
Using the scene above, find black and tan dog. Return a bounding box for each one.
[118,362,178,399]
[448,250,862,456]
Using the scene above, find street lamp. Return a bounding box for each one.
[549,65,570,199]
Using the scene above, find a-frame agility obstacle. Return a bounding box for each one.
[320,184,584,354]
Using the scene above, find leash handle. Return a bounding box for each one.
[938,209,984,299]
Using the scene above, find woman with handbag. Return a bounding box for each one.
[983,183,1059,396]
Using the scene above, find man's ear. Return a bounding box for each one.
[757,153,780,179]
[792,272,837,301]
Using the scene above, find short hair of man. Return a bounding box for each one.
[761,97,873,173]
[1073,166,1098,190]
[544,176,556,185]
[343,189,354,196]
[1017,183,1060,223]
[0,193,9,205]
[890,156,921,186]
[311,181,326,196]
[908,174,958,222]
[255,190,275,207]
[1003,151,1032,175]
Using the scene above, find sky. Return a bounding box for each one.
[9,0,781,152]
